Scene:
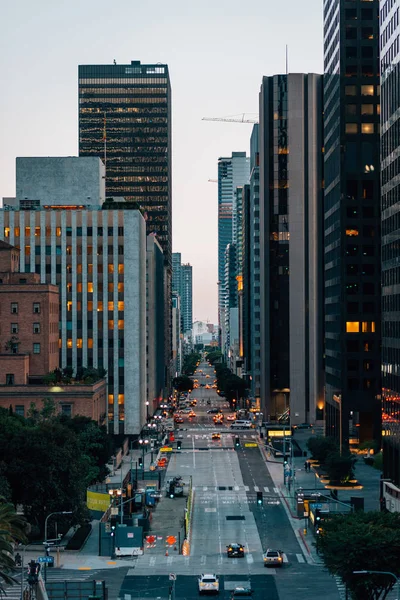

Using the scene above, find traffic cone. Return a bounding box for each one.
[165,549,169,556]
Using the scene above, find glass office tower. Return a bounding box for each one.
[323,0,381,448]
[381,0,400,486]
[78,61,172,268]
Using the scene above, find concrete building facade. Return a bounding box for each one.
[0,202,147,436]
[259,73,324,425]
[180,263,193,334]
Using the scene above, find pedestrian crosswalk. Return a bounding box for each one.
[194,485,279,494]
[335,575,347,599]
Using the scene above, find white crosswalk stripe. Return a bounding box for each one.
[134,552,307,567]
[335,576,347,599]
[273,487,279,493]
[264,486,270,492]
[254,485,260,492]
[244,485,250,491]
[296,553,305,563]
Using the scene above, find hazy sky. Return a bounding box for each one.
[0,0,323,323]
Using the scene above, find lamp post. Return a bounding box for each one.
[139,438,149,477]
[146,400,150,421]
[44,511,72,581]
[353,570,400,599]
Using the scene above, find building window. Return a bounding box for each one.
[15,405,24,417]
[11,323,18,334]
[33,303,40,314]
[6,374,14,385]
[346,229,359,236]
[88,283,93,293]
[11,303,18,314]
[361,85,374,96]
[346,123,358,134]
[61,404,72,417]
[346,322,360,333]
[33,323,40,334]
[361,104,374,116]
[33,343,41,354]
[345,85,357,96]
[361,123,374,134]
[118,264,124,274]
[362,322,375,333]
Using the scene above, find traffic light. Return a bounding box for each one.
[27,560,40,585]
[256,491,263,506]
[138,456,143,467]
[110,515,117,529]
[235,437,240,448]
[177,440,182,450]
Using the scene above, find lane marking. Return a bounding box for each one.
[244,485,250,492]
[296,553,305,563]
[264,486,269,493]
[254,485,260,492]
[273,487,279,493]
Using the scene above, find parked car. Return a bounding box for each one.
[207,408,219,414]
[212,433,221,441]
[230,588,253,599]
[293,423,313,430]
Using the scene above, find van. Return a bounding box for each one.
[230,420,252,430]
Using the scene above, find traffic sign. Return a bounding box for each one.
[244,442,258,447]
[160,446,173,452]
[169,573,177,581]
[38,556,54,564]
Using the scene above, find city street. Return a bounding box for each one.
[120,362,342,600]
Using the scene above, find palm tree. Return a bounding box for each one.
[0,500,27,597]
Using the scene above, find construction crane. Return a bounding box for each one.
[202,113,258,124]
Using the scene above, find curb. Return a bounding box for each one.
[280,492,300,520]
[298,528,311,555]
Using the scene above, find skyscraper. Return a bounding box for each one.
[381,0,400,487]
[218,152,250,346]
[180,263,193,334]
[79,61,172,388]
[172,252,182,295]
[323,0,381,447]
[78,60,172,267]
[259,73,324,425]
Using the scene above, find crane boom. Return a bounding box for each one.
[202,113,258,124]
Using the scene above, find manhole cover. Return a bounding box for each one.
[226,516,245,521]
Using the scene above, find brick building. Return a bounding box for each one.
[0,241,106,421]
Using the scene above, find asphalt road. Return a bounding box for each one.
[119,361,341,600]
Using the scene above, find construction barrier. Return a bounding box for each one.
[182,539,190,555]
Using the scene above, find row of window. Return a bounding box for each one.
[345,123,377,134]
[9,323,40,334]
[13,403,72,417]
[10,302,40,314]
[67,301,124,311]
[346,321,376,333]
[4,226,125,237]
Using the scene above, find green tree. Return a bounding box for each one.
[316,511,400,599]
[307,435,338,465]
[224,374,249,403]
[206,350,223,365]
[0,499,27,595]
[325,452,356,484]
[173,375,194,393]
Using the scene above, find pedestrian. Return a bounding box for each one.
[304,461,309,472]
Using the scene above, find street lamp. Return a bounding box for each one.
[44,511,72,581]
[145,400,150,421]
[353,570,400,599]
[139,438,149,476]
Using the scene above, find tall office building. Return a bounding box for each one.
[172,252,182,295]
[180,263,193,334]
[323,0,381,447]
[79,60,172,389]
[381,0,400,489]
[249,126,261,403]
[2,158,148,436]
[218,152,250,345]
[259,74,324,425]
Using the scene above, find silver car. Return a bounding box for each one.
[198,573,220,595]
[263,548,284,567]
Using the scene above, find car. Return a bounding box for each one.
[213,413,224,421]
[227,543,245,558]
[188,411,197,418]
[182,407,192,413]
[293,423,313,430]
[207,408,219,414]
[190,400,197,406]
[174,416,184,423]
[212,433,221,441]
[227,414,236,422]
[198,573,220,595]
[263,548,284,567]
[205,385,211,389]
[230,588,253,599]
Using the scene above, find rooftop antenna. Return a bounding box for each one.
[113,59,116,65]
[286,45,289,75]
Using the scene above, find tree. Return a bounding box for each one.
[307,435,338,465]
[325,452,356,484]
[181,352,201,376]
[173,375,194,393]
[224,374,249,402]
[316,511,400,599]
[0,499,27,596]
[206,350,223,365]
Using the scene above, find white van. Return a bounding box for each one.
[230,420,252,430]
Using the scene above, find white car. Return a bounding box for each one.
[198,573,220,595]
[263,548,284,567]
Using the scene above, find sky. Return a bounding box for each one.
[0,0,323,324]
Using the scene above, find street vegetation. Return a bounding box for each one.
[0,500,27,596]
[316,511,400,599]
[206,351,248,405]
[307,436,356,484]
[0,403,112,539]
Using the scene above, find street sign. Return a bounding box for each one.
[244,442,258,447]
[160,446,173,452]
[169,573,177,581]
[38,556,54,564]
